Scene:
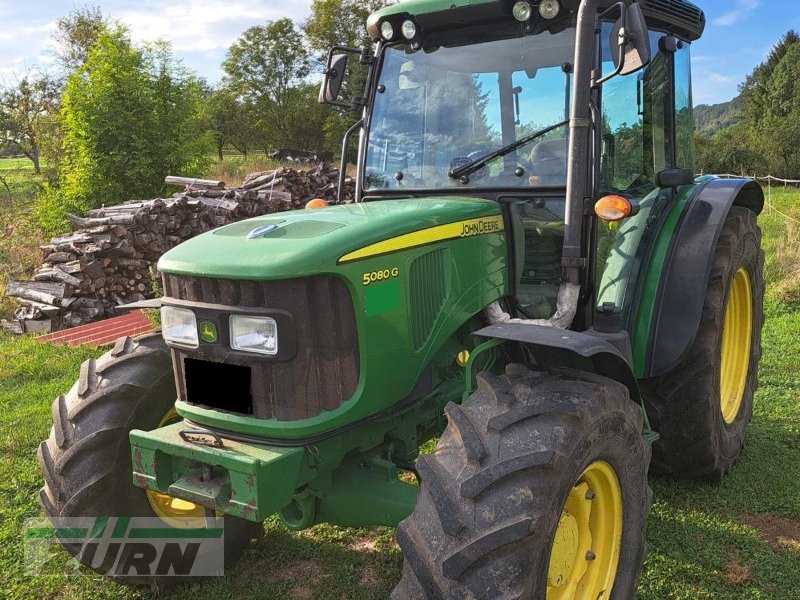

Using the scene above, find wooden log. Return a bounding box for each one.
[45,251,77,264]
[165,176,225,189]
[83,260,105,279]
[1,320,23,334]
[256,190,293,203]
[1,318,53,334]
[67,213,136,228]
[6,285,63,307]
[33,267,83,288]
[20,300,63,318]
[116,258,149,270]
[6,280,72,299]
[241,172,279,190]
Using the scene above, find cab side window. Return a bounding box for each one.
[674,42,695,170]
[595,29,676,320]
[600,29,670,197]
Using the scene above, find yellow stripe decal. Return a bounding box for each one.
[339,215,504,263]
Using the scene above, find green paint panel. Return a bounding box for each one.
[159,197,502,280]
[135,195,509,526]
[130,422,305,522]
[213,218,286,237]
[164,196,508,439]
[364,279,401,316]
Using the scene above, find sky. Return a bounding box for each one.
[1,0,799,107]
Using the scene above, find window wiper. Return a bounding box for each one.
[448,119,570,183]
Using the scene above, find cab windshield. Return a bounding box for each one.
[365,28,576,191]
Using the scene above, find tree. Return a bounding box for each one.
[304,0,391,157]
[695,30,800,178]
[740,30,800,124]
[60,27,211,211]
[755,43,800,177]
[304,0,388,54]
[0,71,60,174]
[204,87,257,159]
[223,19,312,151]
[51,6,110,72]
[695,125,765,177]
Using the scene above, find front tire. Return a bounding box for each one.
[37,333,262,585]
[643,207,765,480]
[391,366,652,599]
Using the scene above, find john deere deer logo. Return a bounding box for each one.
[199,321,218,344]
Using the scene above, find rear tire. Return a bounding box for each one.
[642,207,765,479]
[37,333,262,585]
[391,366,652,599]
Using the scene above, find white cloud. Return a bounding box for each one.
[713,0,760,27]
[113,0,311,53]
[710,73,736,84]
[0,0,313,83]
[692,66,742,105]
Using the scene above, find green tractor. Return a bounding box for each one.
[39,0,765,596]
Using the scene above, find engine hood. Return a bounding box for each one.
[158,197,501,280]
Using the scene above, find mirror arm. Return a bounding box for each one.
[326,45,362,62]
[359,47,375,65]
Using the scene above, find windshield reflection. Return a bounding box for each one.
[365,29,576,191]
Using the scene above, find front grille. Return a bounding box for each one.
[409,249,448,350]
[163,274,360,421]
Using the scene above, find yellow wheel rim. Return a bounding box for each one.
[720,268,753,425]
[145,407,207,529]
[547,461,623,599]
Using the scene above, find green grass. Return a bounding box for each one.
[0,157,47,207]
[760,188,800,303]
[1,300,798,599]
[0,158,49,318]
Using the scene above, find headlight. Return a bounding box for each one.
[512,1,532,21]
[539,0,560,19]
[161,306,198,348]
[380,21,395,41]
[401,20,417,40]
[230,315,278,355]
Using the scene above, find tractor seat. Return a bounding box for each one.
[529,138,568,185]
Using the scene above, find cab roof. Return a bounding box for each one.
[367,0,705,45]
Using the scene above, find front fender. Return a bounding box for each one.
[644,177,763,377]
[475,323,641,404]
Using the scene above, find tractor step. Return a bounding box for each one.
[130,422,305,522]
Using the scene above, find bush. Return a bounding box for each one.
[59,28,211,211]
[33,183,81,237]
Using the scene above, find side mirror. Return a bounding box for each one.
[319,53,349,105]
[610,3,651,76]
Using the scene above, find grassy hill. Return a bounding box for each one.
[694,97,741,137]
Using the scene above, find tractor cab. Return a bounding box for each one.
[322,0,703,338]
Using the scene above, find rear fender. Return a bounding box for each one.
[644,177,763,377]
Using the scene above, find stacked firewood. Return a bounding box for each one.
[2,164,355,334]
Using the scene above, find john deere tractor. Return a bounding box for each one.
[39,0,765,597]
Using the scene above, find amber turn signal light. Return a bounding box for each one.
[594,195,634,221]
[305,198,329,209]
